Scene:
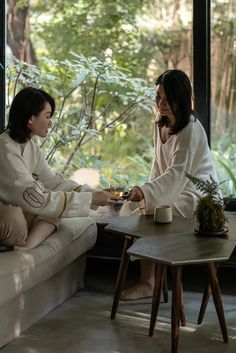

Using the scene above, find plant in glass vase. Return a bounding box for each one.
[185,172,228,235]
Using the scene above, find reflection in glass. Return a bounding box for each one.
[211,0,236,197]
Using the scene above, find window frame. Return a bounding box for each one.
[193,0,211,145]
[0,0,6,132]
[192,0,235,211]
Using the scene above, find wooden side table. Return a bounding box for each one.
[105,215,195,320]
[127,222,236,353]
[106,213,236,353]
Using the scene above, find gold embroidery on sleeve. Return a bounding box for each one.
[74,185,82,192]
[23,188,45,208]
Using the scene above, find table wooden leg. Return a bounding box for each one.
[198,285,211,324]
[161,267,185,326]
[208,262,228,343]
[198,263,219,324]
[110,235,133,320]
[149,263,166,337]
[171,266,182,353]
[162,269,169,303]
[180,283,186,326]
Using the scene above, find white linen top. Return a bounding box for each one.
[139,116,219,218]
[0,131,92,218]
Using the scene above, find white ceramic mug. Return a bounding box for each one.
[154,205,172,223]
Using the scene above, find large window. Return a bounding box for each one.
[0,1,5,131]
[211,0,236,198]
[0,1,235,207]
[4,0,193,187]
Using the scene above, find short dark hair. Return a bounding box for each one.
[155,69,194,134]
[7,86,55,143]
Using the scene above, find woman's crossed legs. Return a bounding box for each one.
[0,206,58,251]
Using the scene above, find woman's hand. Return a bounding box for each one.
[127,186,144,202]
[91,190,122,208]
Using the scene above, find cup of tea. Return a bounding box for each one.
[109,185,125,197]
[154,205,172,223]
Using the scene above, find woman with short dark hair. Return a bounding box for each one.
[7,86,55,143]
[0,86,119,251]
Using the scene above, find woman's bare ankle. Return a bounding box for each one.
[13,243,33,251]
[120,282,154,301]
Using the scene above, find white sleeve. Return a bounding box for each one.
[0,148,92,218]
[149,121,161,182]
[140,147,192,213]
[34,150,80,191]
[149,157,161,182]
[36,150,96,193]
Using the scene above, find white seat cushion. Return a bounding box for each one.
[0,217,97,307]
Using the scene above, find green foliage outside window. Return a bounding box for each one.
[6,0,236,196]
[6,54,154,187]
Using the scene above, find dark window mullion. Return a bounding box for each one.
[193,0,211,146]
[0,0,6,131]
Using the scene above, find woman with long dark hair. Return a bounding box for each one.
[122,69,219,300]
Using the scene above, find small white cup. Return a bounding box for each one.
[154,205,172,223]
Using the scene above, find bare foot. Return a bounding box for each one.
[13,245,30,251]
[13,243,34,251]
[13,221,56,251]
[120,282,154,301]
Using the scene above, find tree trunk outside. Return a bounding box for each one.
[7,0,37,64]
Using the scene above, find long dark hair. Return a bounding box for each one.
[7,86,55,143]
[155,69,194,134]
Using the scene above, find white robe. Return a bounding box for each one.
[0,131,92,218]
[139,116,219,218]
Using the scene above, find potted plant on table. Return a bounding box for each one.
[185,173,228,236]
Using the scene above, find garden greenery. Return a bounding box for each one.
[6,54,155,187]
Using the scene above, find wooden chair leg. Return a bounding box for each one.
[110,235,133,320]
